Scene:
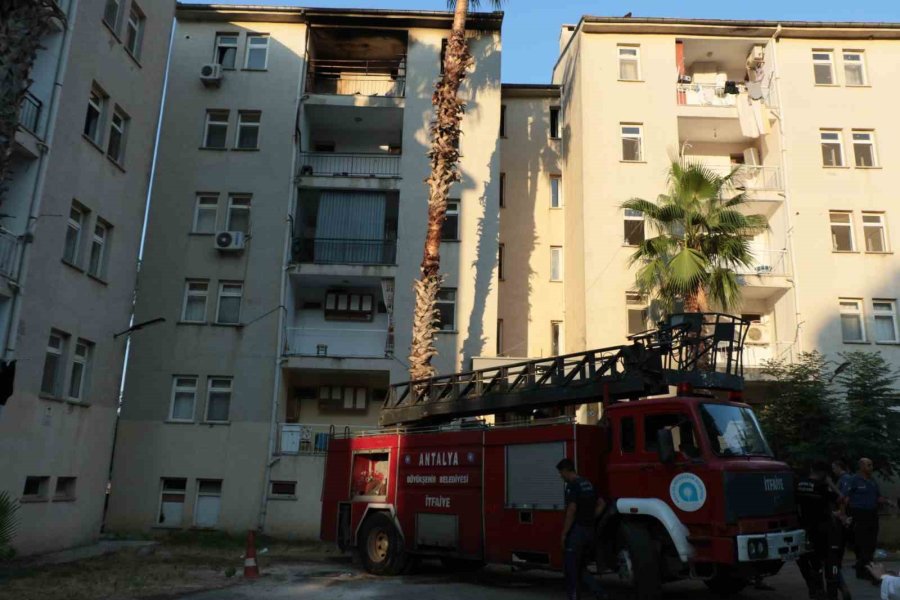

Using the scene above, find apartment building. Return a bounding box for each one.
[106,5,501,538]
[0,0,174,554]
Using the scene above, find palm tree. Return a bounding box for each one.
[408,0,502,381]
[0,490,19,560]
[621,161,768,315]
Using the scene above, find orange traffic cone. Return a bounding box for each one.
[243,530,260,579]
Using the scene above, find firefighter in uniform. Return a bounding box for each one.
[557,458,608,600]
[846,458,894,582]
[796,462,848,600]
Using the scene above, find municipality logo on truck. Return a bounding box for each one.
[670,473,707,512]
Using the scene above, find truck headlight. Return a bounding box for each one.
[747,537,768,560]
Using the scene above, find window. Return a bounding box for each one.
[169,376,197,422]
[499,173,505,208]
[699,404,772,457]
[319,386,367,411]
[437,288,456,331]
[496,318,503,355]
[820,130,844,167]
[214,33,238,69]
[620,417,636,453]
[550,321,562,356]
[194,480,222,527]
[125,3,145,58]
[67,339,92,401]
[226,195,251,233]
[88,221,109,278]
[41,332,67,397]
[621,124,643,162]
[103,0,121,30]
[550,175,562,208]
[352,452,390,497]
[852,131,877,167]
[873,300,899,344]
[843,51,867,86]
[206,377,232,422]
[235,111,260,149]
[193,194,218,233]
[442,200,460,241]
[106,107,128,164]
[624,208,645,246]
[862,213,888,253]
[549,106,560,138]
[618,45,641,80]
[498,243,504,280]
[550,246,562,281]
[182,280,209,322]
[54,477,76,501]
[158,478,187,527]
[84,87,105,145]
[63,205,84,264]
[812,51,835,85]
[203,110,229,149]
[830,212,855,252]
[839,299,865,342]
[216,282,243,324]
[271,481,297,497]
[644,413,697,455]
[500,105,507,137]
[22,476,50,500]
[244,34,269,70]
[324,291,374,322]
[627,292,649,335]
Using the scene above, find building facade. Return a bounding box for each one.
[0,0,174,554]
[106,5,501,538]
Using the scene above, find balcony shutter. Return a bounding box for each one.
[315,191,386,263]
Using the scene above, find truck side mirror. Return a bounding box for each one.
[657,428,676,464]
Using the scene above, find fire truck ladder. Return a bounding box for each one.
[381,313,750,427]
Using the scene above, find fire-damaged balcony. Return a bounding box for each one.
[305,28,407,99]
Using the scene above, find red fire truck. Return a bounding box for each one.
[320,314,804,598]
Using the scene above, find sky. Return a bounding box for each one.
[183,0,900,83]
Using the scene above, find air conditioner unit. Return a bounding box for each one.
[200,63,222,87]
[746,46,765,69]
[745,323,771,345]
[214,231,245,251]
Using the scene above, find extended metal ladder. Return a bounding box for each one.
[381,313,749,427]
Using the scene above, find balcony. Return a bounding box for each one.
[277,422,378,455]
[0,230,20,280]
[737,249,788,277]
[306,58,406,98]
[298,152,400,178]
[19,91,41,135]
[704,165,783,192]
[292,237,396,266]
[285,327,390,358]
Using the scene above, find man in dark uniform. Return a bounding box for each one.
[557,458,608,600]
[796,462,850,600]
[846,458,892,581]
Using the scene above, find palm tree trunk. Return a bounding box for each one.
[408,0,471,381]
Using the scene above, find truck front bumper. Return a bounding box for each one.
[736,529,805,562]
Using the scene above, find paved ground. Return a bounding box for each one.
[181,557,892,600]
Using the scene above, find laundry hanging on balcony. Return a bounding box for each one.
[315,191,386,264]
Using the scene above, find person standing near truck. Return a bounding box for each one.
[796,463,833,599]
[557,458,608,600]
[846,458,891,582]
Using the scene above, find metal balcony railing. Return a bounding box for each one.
[0,230,19,280]
[19,91,41,134]
[284,327,390,358]
[677,81,778,109]
[278,423,378,455]
[306,57,406,97]
[703,164,783,192]
[736,249,789,276]
[292,236,397,266]
[298,152,400,178]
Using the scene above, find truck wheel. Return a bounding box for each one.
[704,572,748,596]
[358,512,407,575]
[615,523,662,600]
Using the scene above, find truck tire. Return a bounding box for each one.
[616,522,662,600]
[704,571,748,596]
[358,512,407,576]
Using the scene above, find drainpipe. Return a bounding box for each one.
[768,24,804,355]
[2,0,80,361]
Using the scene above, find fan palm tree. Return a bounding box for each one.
[621,161,769,315]
[408,0,503,381]
[0,490,19,559]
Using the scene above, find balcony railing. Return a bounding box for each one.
[292,236,396,266]
[285,327,389,358]
[737,249,789,277]
[19,91,41,134]
[0,230,19,280]
[702,164,783,192]
[278,422,378,455]
[298,152,401,178]
[306,57,406,97]
[677,83,740,107]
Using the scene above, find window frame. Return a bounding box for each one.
[862,212,888,253]
[839,298,866,343]
[842,50,867,86]
[812,50,836,85]
[244,34,270,71]
[102,0,121,32]
[181,280,209,323]
[270,480,297,497]
[205,377,233,423]
[54,477,77,501]
[235,111,261,150]
[226,194,251,233]
[22,476,50,501]
[64,205,85,265]
[550,246,563,282]
[499,104,507,138]
[499,172,505,208]
[550,174,562,208]
[436,288,457,331]
[158,478,187,528]
[169,376,198,422]
[498,243,504,281]
[193,194,218,234]
[441,199,460,241]
[214,33,239,69]
[820,130,845,167]
[550,320,563,356]
[194,480,223,528]
[67,339,92,402]
[549,106,560,139]
[626,291,649,336]
[620,124,643,162]
[88,220,109,278]
[41,332,67,397]
[84,86,106,146]
[623,208,645,246]
[124,2,145,60]
[203,110,229,149]
[829,211,856,253]
[106,106,128,165]
[324,291,375,322]
[215,281,243,325]
[873,300,899,344]
[617,45,641,81]
[851,130,878,168]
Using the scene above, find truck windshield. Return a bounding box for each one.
[699,404,773,458]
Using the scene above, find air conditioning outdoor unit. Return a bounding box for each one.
[214,231,245,251]
[745,323,771,345]
[200,63,223,87]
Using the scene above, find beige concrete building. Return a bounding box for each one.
[106,4,501,538]
[0,0,174,555]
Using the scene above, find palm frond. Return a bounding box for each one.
[0,491,19,549]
